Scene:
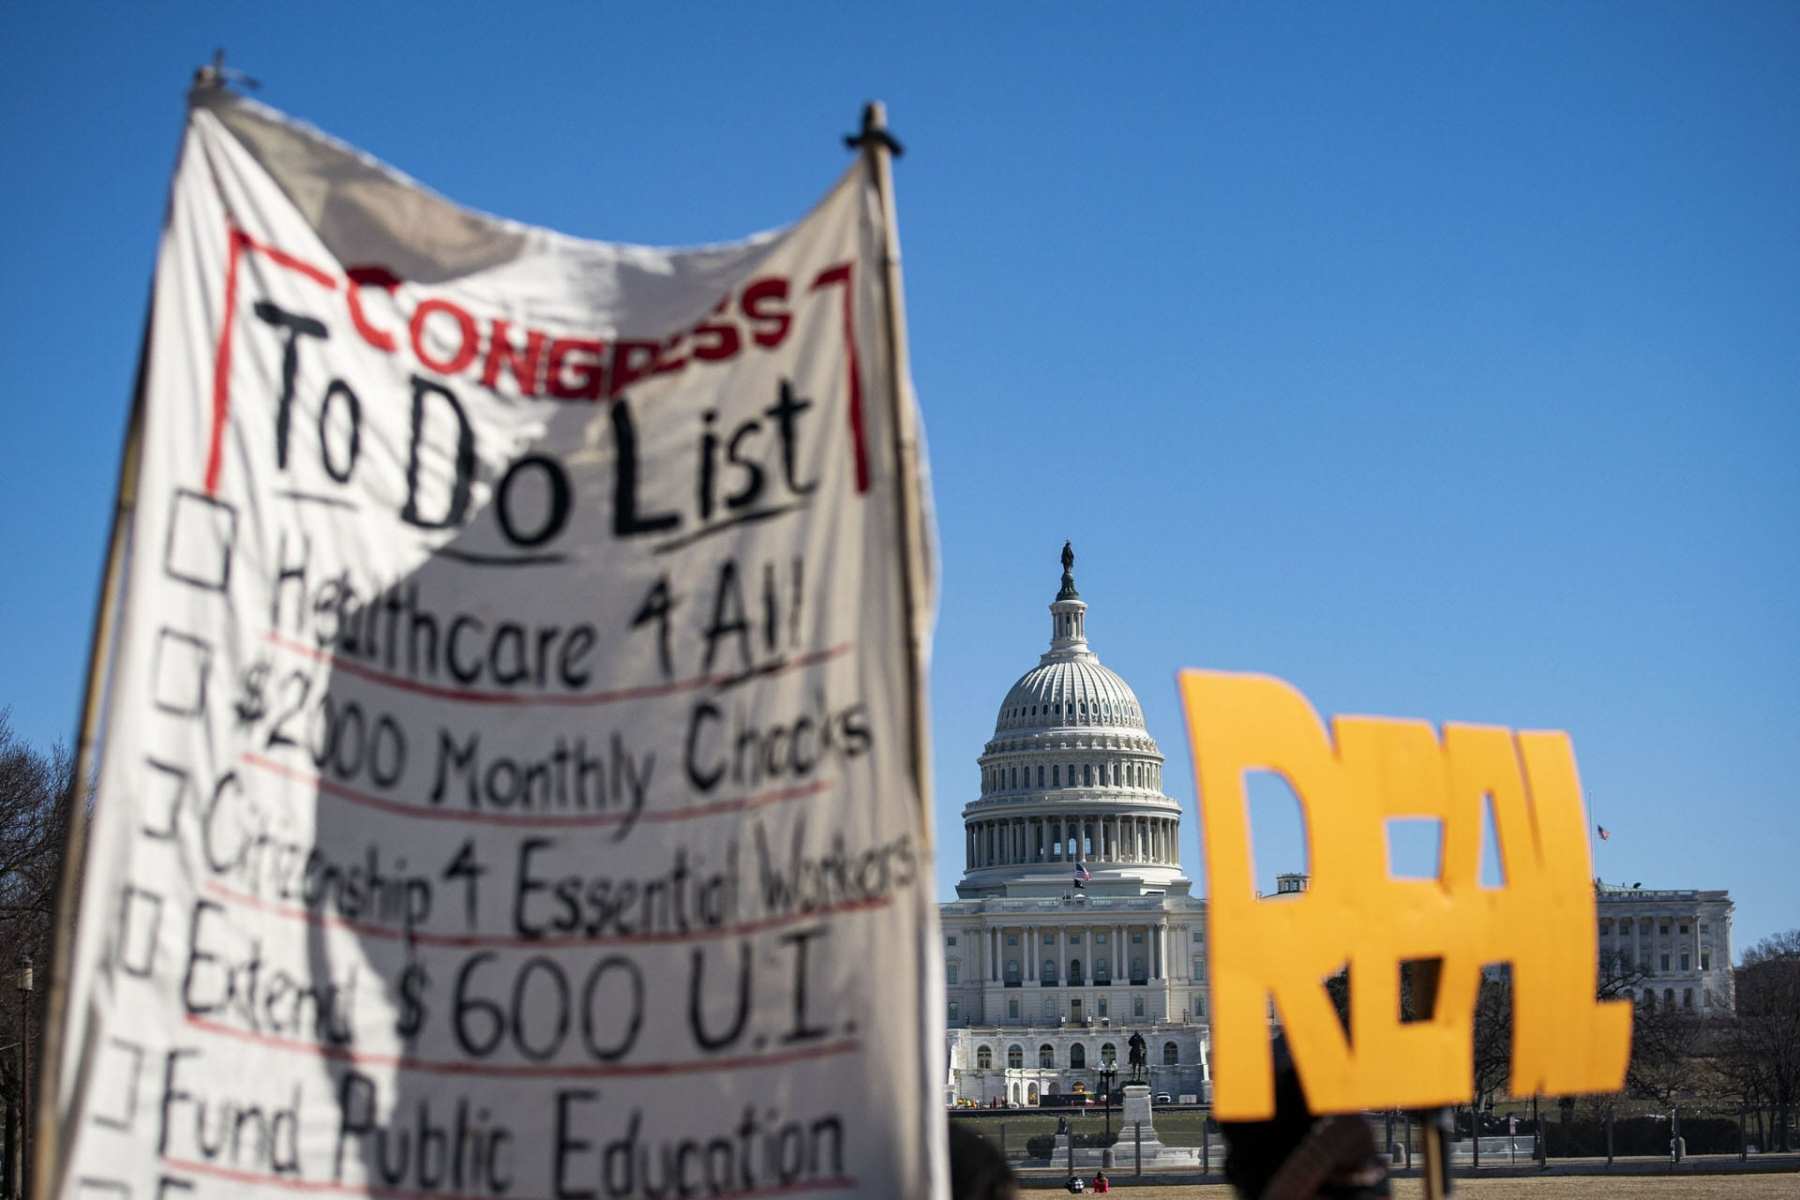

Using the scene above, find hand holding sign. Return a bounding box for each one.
[1177,670,1631,1121]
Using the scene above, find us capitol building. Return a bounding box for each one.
[936,546,1738,1109]
[940,546,1212,1106]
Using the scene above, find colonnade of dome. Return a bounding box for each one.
[966,811,1180,869]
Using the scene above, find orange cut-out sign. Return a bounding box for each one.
[1177,670,1631,1120]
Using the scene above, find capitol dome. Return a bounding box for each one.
[958,544,1187,898]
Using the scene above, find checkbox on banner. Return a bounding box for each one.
[76,1181,131,1200]
[151,629,211,718]
[116,885,163,978]
[140,758,191,839]
[162,489,237,593]
[90,1037,148,1131]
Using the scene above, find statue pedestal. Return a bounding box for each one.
[1117,1085,1169,1162]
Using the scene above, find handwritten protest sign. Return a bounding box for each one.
[42,87,944,1199]
[1178,670,1631,1121]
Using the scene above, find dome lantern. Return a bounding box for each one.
[1048,540,1089,657]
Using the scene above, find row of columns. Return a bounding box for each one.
[1602,910,1710,975]
[967,814,1178,869]
[982,758,1161,795]
[984,922,1171,983]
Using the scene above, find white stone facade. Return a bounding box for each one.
[1595,884,1735,1015]
[941,548,1211,1106]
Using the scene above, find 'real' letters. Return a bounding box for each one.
[1177,670,1632,1120]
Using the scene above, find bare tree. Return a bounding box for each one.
[1470,973,1512,1112]
[0,709,74,1120]
[1597,946,1649,1001]
[1625,995,1704,1109]
[1722,931,1800,1151]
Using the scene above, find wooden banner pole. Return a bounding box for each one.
[30,300,153,1200]
[850,100,932,844]
[1409,961,1451,1200]
[849,100,949,1196]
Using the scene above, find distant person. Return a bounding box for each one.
[1092,1168,1112,1192]
[948,1121,1019,1200]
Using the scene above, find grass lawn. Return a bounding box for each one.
[1032,1176,1798,1198]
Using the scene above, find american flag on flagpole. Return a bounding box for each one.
[1597,824,1610,841]
[1073,861,1092,888]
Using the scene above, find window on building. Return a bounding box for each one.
[1040,1044,1055,1068]
[1131,957,1146,981]
[1069,960,1084,986]
[1007,935,1018,946]
[947,935,958,947]
[1133,996,1146,1017]
[1038,765,1045,786]
[1101,1043,1117,1067]
[1643,991,1654,1010]
[1053,766,1061,786]
[1008,999,1019,1019]
[1070,1044,1088,1068]
[1660,954,1670,972]
[1703,988,1713,1008]
[977,1046,992,1069]
[1701,952,1711,970]
[1084,764,1093,786]
[1664,988,1675,1006]
[1043,998,1056,1019]
[1193,957,1205,980]
[1043,959,1057,983]
[1044,933,1055,945]
[1095,959,1110,981]
[1070,934,1082,945]
[1683,988,1694,1010]
[1599,919,1612,934]
[1008,1045,1023,1069]
[1192,930,1204,943]
[1660,923,1670,936]
[1097,998,1108,1018]
[949,1001,959,1023]
[1133,934,1144,944]
[1680,924,1689,934]
[947,963,959,985]
[1680,954,1690,971]
[1097,932,1107,944]
[1163,1042,1180,1066]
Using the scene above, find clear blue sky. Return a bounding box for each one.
[2,4,1794,956]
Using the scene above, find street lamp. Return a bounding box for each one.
[17,956,32,1200]
[1099,1056,1119,1170]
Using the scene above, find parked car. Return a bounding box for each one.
[1153,1093,1173,1105]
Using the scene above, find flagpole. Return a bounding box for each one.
[1589,792,1599,882]
[32,300,153,1200]
[852,100,932,844]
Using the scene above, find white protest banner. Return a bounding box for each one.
[40,84,943,1200]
